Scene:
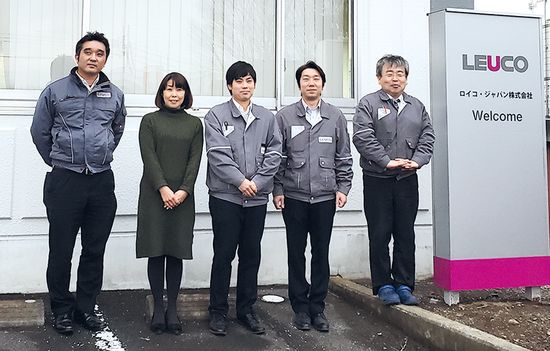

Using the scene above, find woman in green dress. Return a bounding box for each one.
[136,72,203,335]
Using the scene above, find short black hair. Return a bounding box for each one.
[155,72,193,110]
[76,31,110,58]
[376,54,409,78]
[295,61,326,88]
[225,61,256,94]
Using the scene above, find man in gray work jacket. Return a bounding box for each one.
[30,32,125,335]
[205,61,282,336]
[353,54,434,306]
[273,61,353,332]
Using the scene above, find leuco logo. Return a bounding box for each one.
[462,54,528,73]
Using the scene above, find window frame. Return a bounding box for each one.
[0,0,357,109]
[278,0,356,108]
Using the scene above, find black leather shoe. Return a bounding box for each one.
[311,312,329,332]
[293,312,311,331]
[53,313,73,335]
[209,313,227,336]
[74,310,105,331]
[237,312,265,334]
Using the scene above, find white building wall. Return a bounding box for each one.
[0,0,433,293]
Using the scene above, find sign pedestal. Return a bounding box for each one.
[429,9,550,302]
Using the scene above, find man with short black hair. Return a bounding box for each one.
[273,61,353,332]
[205,61,282,336]
[353,54,434,306]
[31,31,126,335]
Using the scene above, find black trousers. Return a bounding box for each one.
[43,167,117,316]
[208,196,267,317]
[282,197,336,315]
[362,173,418,295]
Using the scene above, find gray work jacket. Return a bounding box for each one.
[273,100,353,203]
[352,89,434,179]
[204,100,282,207]
[30,67,126,173]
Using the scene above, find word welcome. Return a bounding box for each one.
[472,110,523,122]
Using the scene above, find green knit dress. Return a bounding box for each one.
[136,108,203,259]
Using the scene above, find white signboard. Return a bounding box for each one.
[429,9,550,291]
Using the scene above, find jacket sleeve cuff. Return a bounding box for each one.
[251,175,269,192]
[178,185,192,196]
[272,184,284,196]
[337,185,351,196]
[155,181,169,191]
[379,155,391,169]
[411,155,427,168]
[231,176,246,188]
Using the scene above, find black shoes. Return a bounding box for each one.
[150,313,165,335]
[53,313,73,335]
[209,312,264,335]
[293,312,311,331]
[74,310,105,331]
[53,310,105,334]
[311,312,329,332]
[237,312,265,335]
[209,313,227,336]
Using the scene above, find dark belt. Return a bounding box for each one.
[52,166,95,175]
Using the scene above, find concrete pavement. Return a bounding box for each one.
[1,277,530,351]
[0,286,428,351]
[329,276,529,351]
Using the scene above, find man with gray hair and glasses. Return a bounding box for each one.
[352,54,434,306]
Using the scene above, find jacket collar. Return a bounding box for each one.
[377,89,410,104]
[295,99,329,119]
[70,67,110,89]
[228,99,262,119]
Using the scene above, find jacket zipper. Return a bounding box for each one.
[102,129,109,165]
[58,113,74,163]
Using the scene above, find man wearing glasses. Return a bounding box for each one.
[353,54,434,306]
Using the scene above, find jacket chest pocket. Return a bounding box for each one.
[317,131,336,155]
[226,126,244,163]
[286,126,308,153]
[374,114,396,141]
[92,99,117,122]
[56,96,84,111]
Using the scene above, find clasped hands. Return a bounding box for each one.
[160,186,188,210]
[239,179,257,197]
[386,158,419,170]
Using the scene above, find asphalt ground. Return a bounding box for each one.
[0,286,429,351]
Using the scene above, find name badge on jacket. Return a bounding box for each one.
[318,136,332,143]
[96,92,111,98]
